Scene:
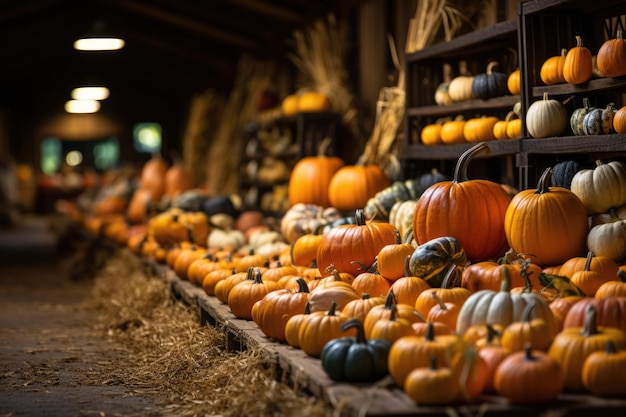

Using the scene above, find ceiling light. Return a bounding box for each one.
[65,99,101,114]
[71,86,110,100]
[73,21,125,51]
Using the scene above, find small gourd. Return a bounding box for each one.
[448,61,475,102]
[440,115,467,144]
[472,61,508,100]
[463,116,498,142]
[507,69,521,95]
[525,92,568,138]
[434,82,453,105]
[582,103,616,135]
[563,35,593,85]
[569,97,595,136]
[420,119,446,146]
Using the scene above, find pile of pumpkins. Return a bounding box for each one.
[98,140,626,409]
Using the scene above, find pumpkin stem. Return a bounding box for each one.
[583,251,593,272]
[341,318,366,343]
[393,229,402,244]
[384,289,397,309]
[453,142,490,183]
[535,167,553,195]
[605,340,617,354]
[431,292,447,311]
[618,269,626,283]
[441,264,459,289]
[326,301,339,316]
[486,61,499,74]
[389,305,399,322]
[500,267,512,292]
[317,137,333,157]
[295,277,310,293]
[574,35,584,48]
[486,323,501,344]
[595,159,604,168]
[355,209,366,226]
[523,343,536,361]
[581,304,599,337]
[429,354,439,370]
[425,321,435,341]
[253,268,264,284]
[303,301,311,315]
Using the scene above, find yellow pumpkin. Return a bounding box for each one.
[563,35,593,85]
[540,48,567,85]
[296,91,331,113]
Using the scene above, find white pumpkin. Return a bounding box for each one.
[570,160,626,215]
[207,228,246,250]
[587,218,626,263]
[389,199,417,244]
[248,229,284,250]
[525,92,568,138]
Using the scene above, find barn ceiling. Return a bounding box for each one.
[0,0,364,148]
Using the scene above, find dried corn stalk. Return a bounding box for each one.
[205,56,275,195]
[288,14,363,142]
[182,89,224,187]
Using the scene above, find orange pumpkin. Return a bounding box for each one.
[461,258,543,293]
[596,29,626,78]
[287,138,345,208]
[413,142,511,262]
[316,210,398,277]
[563,35,593,85]
[540,48,567,85]
[504,167,588,267]
[327,164,391,211]
[614,105,626,134]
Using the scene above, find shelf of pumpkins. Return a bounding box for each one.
[64,132,626,415]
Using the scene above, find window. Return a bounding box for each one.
[133,122,162,153]
[41,137,62,174]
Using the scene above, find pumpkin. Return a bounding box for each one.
[440,115,467,144]
[368,304,416,345]
[507,68,521,95]
[320,318,390,382]
[493,113,511,140]
[298,302,355,357]
[570,97,596,136]
[280,203,342,243]
[284,302,311,348]
[563,35,593,84]
[434,82,453,105]
[389,199,417,244]
[461,257,543,293]
[563,296,626,332]
[550,160,582,189]
[376,240,416,281]
[596,29,626,78]
[548,304,626,391]
[614,105,626,134]
[448,73,475,102]
[281,94,299,116]
[227,268,280,320]
[207,228,246,251]
[549,295,583,332]
[251,277,310,342]
[164,162,194,199]
[351,265,392,298]
[504,167,588,267]
[296,91,331,113]
[540,48,567,85]
[588,217,626,265]
[389,275,431,307]
[463,116,498,142]
[582,103,616,135]
[139,155,169,200]
[525,92,568,138]
[404,356,459,405]
[456,268,557,337]
[214,267,255,304]
[341,293,386,323]
[570,159,626,214]
[590,203,626,228]
[494,344,564,403]
[505,112,523,139]
[363,179,420,221]
[202,267,235,296]
[500,304,556,352]
[472,61,508,99]
[363,290,421,337]
[149,209,210,247]
[387,323,459,388]
[425,293,460,330]
[327,164,390,212]
[413,142,511,262]
[418,168,449,194]
[582,340,626,395]
[420,120,445,145]
[316,209,398,277]
[595,269,626,298]
[290,233,323,267]
[287,138,345,208]
[408,238,467,288]
[450,348,489,403]
[414,271,471,319]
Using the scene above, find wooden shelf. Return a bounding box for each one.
[521,134,626,154]
[402,140,522,160]
[532,77,626,98]
[519,0,626,15]
[407,96,519,118]
[404,19,518,61]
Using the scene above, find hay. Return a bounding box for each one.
[83,250,332,417]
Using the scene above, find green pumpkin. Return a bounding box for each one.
[363,179,421,221]
[583,103,616,135]
[320,318,391,382]
[471,61,508,100]
[551,160,582,189]
[408,236,467,288]
[570,97,595,136]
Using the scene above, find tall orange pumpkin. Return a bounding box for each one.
[316,210,398,277]
[328,164,390,211]
[504,167,588,267]
[288,139,345,207]
[413,142,511,262]
[596,29,626,78]
[140,155,169,200]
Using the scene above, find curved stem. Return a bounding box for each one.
[583,251,593,272]
[453,142,490,183]
[581,304,599,337]
[535,167,553,195]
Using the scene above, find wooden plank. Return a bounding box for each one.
[407,95,520,117]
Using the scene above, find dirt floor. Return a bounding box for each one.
[0,216,160,417]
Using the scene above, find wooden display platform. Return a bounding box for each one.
[131,250,626,417]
